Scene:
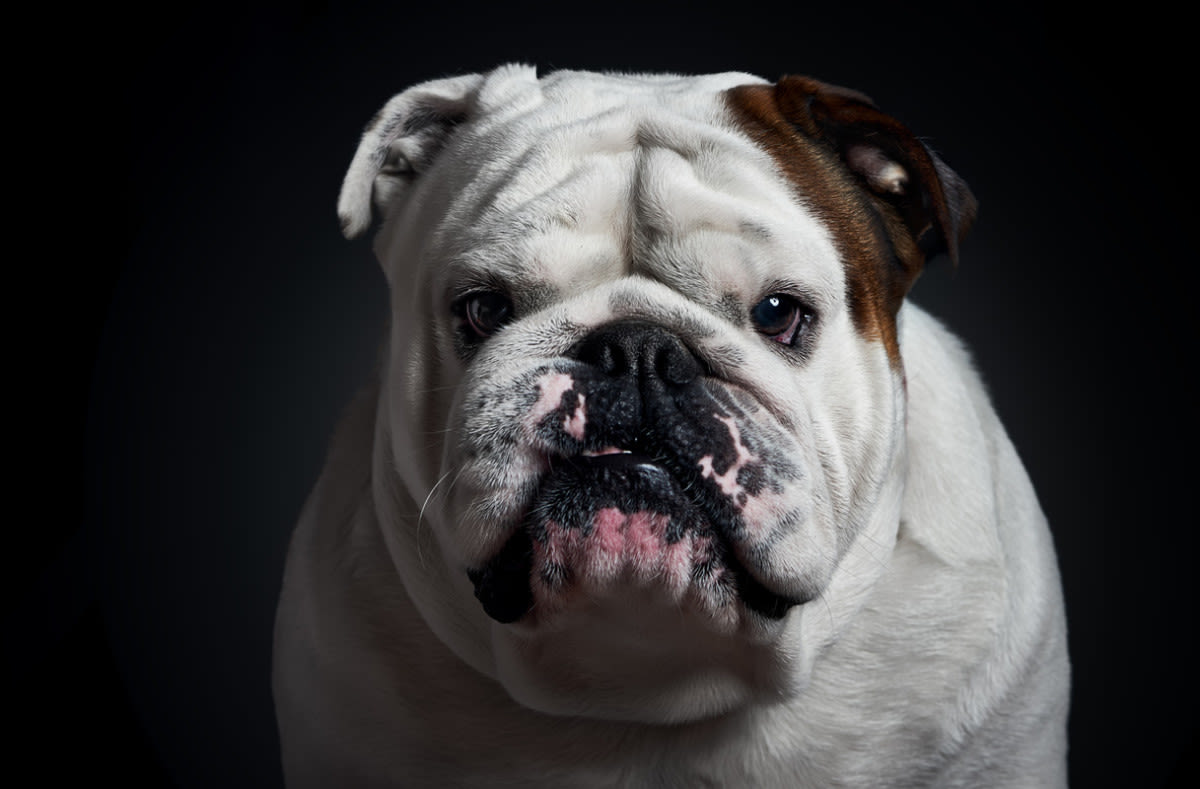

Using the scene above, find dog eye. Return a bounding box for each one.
[463,291,514,339]
[751,294,813,346]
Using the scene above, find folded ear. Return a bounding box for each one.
[774,75,977,265]
[337,73,485,239]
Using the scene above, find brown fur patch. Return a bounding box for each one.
[724,79,975,368]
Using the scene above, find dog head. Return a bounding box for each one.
[338,64,975,723]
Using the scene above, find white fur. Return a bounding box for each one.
[274,65,1069,786]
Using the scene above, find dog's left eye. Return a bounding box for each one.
[462,291,514,339]
[751,294,813,346]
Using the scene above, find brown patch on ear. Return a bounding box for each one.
[775,76,977,266]
[725,78,977,367]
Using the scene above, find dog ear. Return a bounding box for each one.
[337,73,485,239]
[775,76,977,265]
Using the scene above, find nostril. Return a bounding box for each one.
[597,343,625,377]
[656,342,700,386]
[575,333,625,376]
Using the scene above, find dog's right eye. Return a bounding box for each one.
[461,291,514,339]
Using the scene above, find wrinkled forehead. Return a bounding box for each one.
[422,70,844,308]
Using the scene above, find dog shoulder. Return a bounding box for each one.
[898,300,1065,625]
[900,302,1022,564]
[888,303,1069,780]
[271,380,416,782]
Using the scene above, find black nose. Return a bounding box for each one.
[571,321,701,387]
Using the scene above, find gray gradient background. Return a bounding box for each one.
[16,1,1194,786]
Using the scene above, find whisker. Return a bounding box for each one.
[410,383,464,395]
[416,467,463,566]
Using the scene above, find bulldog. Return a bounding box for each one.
[272,64,1070,787]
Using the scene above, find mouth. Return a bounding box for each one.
[468,441,800,627]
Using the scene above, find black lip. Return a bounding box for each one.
[732,562,800,620]
[467,529,534,624]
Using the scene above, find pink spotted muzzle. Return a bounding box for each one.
[467,321,808,627]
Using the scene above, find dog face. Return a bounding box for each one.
[338,65,975,723]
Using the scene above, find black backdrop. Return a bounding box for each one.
[14,1,1194,786]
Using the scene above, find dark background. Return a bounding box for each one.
[12,1,1193,786]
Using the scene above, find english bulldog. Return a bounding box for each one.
[272,64,1070,787]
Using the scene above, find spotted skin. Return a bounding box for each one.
[472,346,811,625]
